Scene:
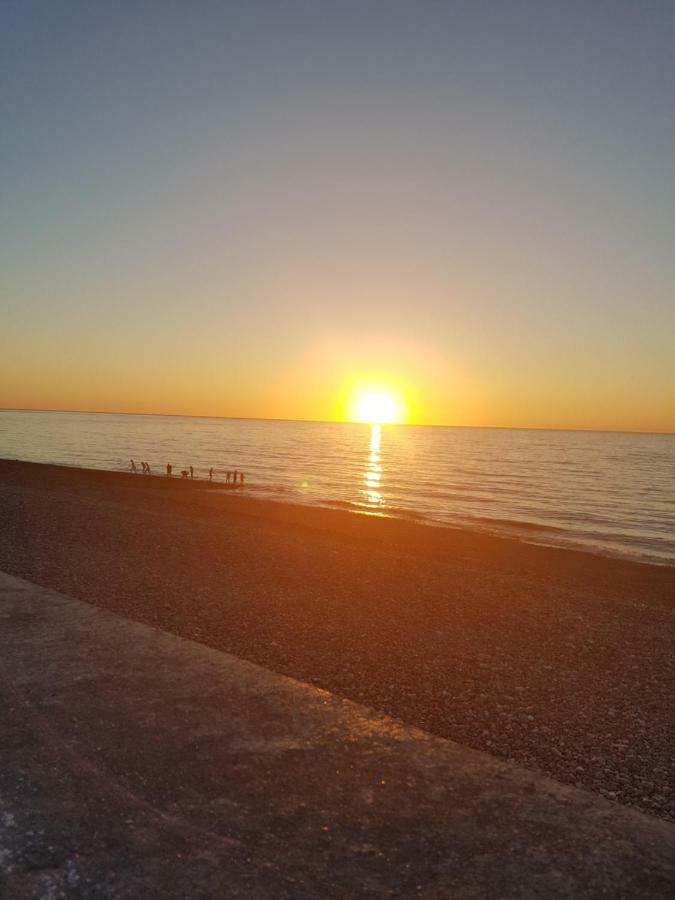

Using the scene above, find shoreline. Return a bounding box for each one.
[2,457,672,571]
[1,457,673,820]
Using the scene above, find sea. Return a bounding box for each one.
[1,409,673,564]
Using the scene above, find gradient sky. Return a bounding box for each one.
[2,1,674,431]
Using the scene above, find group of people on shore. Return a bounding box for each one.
[130,459,244,484]
[129,459,151,474]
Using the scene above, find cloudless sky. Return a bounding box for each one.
[2,0,674,430]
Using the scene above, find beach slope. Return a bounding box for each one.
[0,459,673,820]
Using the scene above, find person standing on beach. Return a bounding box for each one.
[130,459,137,473]
[166,463,172,477]
[240,472,245,484]
[226,471,231,483]
[189,465,194,480]
[232,469,238,485]
[208,467,214,481]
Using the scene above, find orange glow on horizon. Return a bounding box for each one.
[2,332,673,433]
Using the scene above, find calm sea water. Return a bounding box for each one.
[1,409,673,564]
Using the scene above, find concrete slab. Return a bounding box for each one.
[0,572,673,899]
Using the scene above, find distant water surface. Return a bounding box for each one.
[1,409,673,564]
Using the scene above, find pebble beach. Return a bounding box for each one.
[0,458,672,821]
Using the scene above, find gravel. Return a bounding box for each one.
[0,460,673,822]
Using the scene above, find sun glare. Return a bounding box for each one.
[351,388,404,424]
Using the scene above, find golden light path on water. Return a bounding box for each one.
[363,424,384,508]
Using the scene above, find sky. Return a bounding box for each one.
[2,0,674,431]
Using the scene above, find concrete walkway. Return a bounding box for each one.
[0,572,673,899]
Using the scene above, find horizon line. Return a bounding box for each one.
[1,406,672,437]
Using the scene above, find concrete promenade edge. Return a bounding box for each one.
[0,572,673,899]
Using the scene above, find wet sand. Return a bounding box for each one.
[0,458,673,820]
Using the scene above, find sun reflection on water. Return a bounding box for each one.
[363,424,385,507]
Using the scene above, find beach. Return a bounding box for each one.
[0,458,673,821]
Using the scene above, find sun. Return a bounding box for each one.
[351,388,404,424]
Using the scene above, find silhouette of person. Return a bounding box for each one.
[130,459,137,473]
[145,462,151,475]
[208,467,214,481]
[189,465,194,480]
[226,471,231,484]
[240,472,245,484]
[233,469,238,485]
[166,463,172,477]
[181,469,189,479]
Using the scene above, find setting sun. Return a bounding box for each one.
[351,388,405,425]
